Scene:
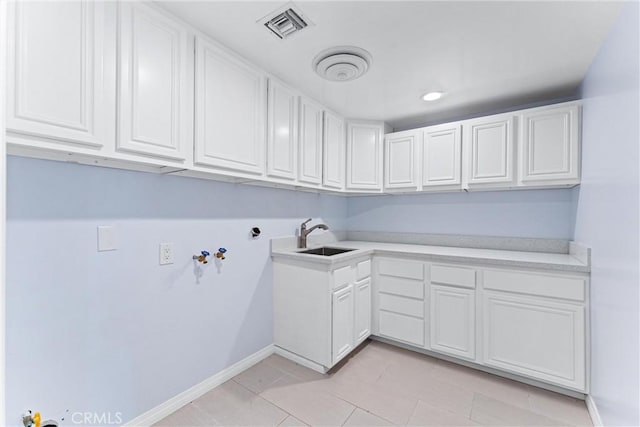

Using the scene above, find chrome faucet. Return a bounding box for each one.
[298,218,329,248]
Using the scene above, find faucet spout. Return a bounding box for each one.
[298,220,330,248]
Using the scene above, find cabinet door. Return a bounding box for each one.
[6,1,109,147]
[462,114,515,187]
[385,131,419,190]
[195,37,266,174]
[267,79,297,180]
[323,111,345,189]
[430,285,475,360]
[298,96,323,185]
[519,104,580,185]
[332,285,355,365]
[422,124,462,188]
[346,122,383,191]
[354,279,372,345]
[482,291,585,391]
[118,3,189,160]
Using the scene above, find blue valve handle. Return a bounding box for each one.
[201,250,210,257]
[218,248,227,253]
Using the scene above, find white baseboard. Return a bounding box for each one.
[124,344,275,427]
[586,395,603,427]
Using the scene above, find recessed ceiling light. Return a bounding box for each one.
[422,91,444,101]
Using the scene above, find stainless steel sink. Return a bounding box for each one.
[299,247,355,256]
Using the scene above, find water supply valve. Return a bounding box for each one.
[215,248,227,260]
[193,250,210,264]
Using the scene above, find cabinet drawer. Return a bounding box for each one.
[379,276,424,299]
[332,265,354,290]
[431,264,476,288]
[356,259,371,280]
[380,294,424,318]
[484,270,585,302]
[379,311,424,346]
[378,258,424,280]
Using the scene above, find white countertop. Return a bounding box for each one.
[271,240,590,273]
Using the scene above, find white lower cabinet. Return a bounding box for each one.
[375,257,426,347]
[273,256,371,372]
[332,284,355,365]
[430,285,475,360]
[354,279,372,345]
[482,291,585,390]
[370,257,588,392]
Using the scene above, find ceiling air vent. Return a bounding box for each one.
[263,6,309,39]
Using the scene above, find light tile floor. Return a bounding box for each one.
[155,340,593,426]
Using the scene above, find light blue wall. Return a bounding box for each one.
[5,156,347,426]
[348,189,575,239]
[572,2,639,426]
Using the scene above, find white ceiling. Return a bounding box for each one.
[159,1,624,130]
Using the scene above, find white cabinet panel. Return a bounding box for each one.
[118,3,189,160]
[332,285,355,365]
[430,285,475,360]
[298,96,323,185]
[195,37,266,174]
[483,291,585,390]
[323,111,345,189]
[267,79,297,180]
[346,121,383,191]
[355,279,372,345]
[463,114,515,187]
[422,123,462,188]
[519,104,580,185]
[379,311,425,347]
[385,130,419,190]
[7,0,109,147]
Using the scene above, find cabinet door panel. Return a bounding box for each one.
[347,122,383,190]
[355,279,372,344]
[483,291,585,390]
[267,80,297,179]
[195,38,266,174]
[385,131,419,190]
[463,115,515,186]
[519,105,580,184]
[118,3,188,160]
[422,124,461,187]
[332,285,354,365]
[323,111,345,189]
[430,285,475,360]
[7,0,108,147]
[298,96,323,185]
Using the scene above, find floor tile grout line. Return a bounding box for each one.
[340,406,358,427]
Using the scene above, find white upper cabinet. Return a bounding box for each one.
[194,37,266,175]
[323,111,346,190]
[267,79,298,180]
[346,121,384,191]
[298,96,323,186]
[422,123,462,189]
[462,113,516,188]
[384,130,420,190]
[6,1,110,147]
[117,3,189,161]
[519,103,580,185]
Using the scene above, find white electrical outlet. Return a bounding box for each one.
[159,243,174,265]
[97,225,117,251]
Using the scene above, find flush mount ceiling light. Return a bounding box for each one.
[422,91,444,101]
[313,46,373,82]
